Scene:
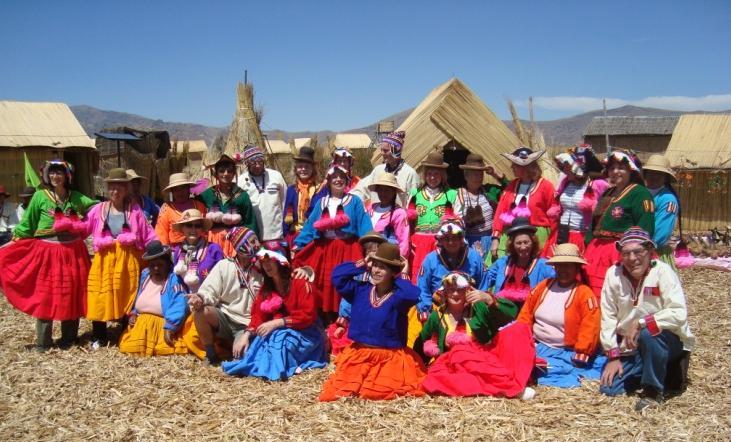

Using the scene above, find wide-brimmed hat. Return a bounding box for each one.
[367,172,404,193]
[206,153,241,169]
[616,226,656,250]
[506,217,537,236]
[642,154,676,181]
[370,242,405,270]
[126,169,147,181]
[104,168,131,183]
[164,172,196,191]
[547,243,587,265]
[0,185,10,197]
[18,186,36,197]
[501,147,545,166]
[142,240,171,261]
[173,208,213,232]
[459,153,489,171]
[293,146,315,163]
[422,151,448,169]
[42,160,74,185]
[358,231,387,246]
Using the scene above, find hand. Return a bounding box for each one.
[624,321,641,351]
[128,314,137,327]
[163,329,175,347]
[333,326,346,338]
[466,288,494,306]
[232,332,250,359]
[187,293,204,312]
[256,319,284,338]
[490,238,499,257]
[292,266,315,282]
[600,358,624,387]
[473,241,484,258]
[485,165,495,176]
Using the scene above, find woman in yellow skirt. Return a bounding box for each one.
[85,168,157,347]
[120,241,203,357]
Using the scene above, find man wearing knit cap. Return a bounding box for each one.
[237,146,287,242]
[599,227,693,412]
[352,130,420,209]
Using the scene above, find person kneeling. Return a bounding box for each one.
[119,241,196,356]
[319,243,426,401]
[415,272,535,399]
[599,227,694,412]
[222,246,328,380]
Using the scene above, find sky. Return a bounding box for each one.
[1,0,730,132]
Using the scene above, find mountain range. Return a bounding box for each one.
[71,104,726,148]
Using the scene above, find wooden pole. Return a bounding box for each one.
[604,98,610,154]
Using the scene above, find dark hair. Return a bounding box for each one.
[260,261,291,293]
[507,231,540,259]
[45,164,71,190]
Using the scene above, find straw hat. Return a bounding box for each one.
[642,154,676,181]
[173,208,213,232]
[0,185,10,197]
[501,147,545,166]
[142,240,171,261]
[126,169,146,181]
[205,153,240,169]
[459,153,489,171]
[506,217,537,236]
[358,231,387,246]
[18,186,36,197]
[422,151,448,169]
[164,172,196,191]
[104,168,131,183]
[293,146,315,163]
[370,242,405,270]
[367,172,404,192]
[547,243,587,265]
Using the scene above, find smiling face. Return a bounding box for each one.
[333,155,352,170]
[464,169,483,189]
[294,161,314,181]
[608,161,632,188]
[260,256,282,278]
[510,233,534,260]
[439,233,464,256]
[47,166,67,189]
[375,185,397,206]
[620,242,651,280]
[107,182,129,204]
[170,185,191,204]
[181,221,205,244]
[328,170,348,195]
[370,259,396,285]
[554,262,579,286]
[425,168,443,188]
[443,282,468,310]
[216,162,237,184]
[379,143,397,165]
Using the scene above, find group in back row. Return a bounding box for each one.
[0,130,691,411]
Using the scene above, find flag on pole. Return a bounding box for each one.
[24,153,41,188]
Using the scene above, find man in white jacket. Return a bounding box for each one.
[237,146,287,243]
[599,227,694,411]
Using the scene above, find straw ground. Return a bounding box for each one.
[0,268,729,441]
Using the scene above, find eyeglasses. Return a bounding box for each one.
[620,248,648,258]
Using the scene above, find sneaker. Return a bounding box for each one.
[519,387,536,401]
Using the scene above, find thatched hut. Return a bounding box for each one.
[0,101,97,200]
[370,78,558,188]
[583,116,678,161]
[330,133,373,150]
[172,139,209,180]
[664,114,731,232]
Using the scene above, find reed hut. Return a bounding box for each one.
[371,78,558,188]
[664,114,731,232]
[172,139,209,180]
[330,133,372,150]
[583,116,679,161]
[0,101,97,199]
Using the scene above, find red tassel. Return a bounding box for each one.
[443,202,454,218]
[407,196,418,221]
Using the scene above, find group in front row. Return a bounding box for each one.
[0,131,692,412]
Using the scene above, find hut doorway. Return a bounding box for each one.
[442,141,469,189]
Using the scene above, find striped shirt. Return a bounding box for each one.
[559,181,589,231]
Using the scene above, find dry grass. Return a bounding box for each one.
[1,268,730,441]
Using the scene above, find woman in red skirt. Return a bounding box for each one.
[293,166,372,324]
[414,272,536,399]
[0,160,97,351]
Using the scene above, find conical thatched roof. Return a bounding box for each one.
[370,78,558,182]
[224,82,264,156]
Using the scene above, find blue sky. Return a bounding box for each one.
[1,1,730,132]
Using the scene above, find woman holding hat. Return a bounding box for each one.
[293,165,372,323]
[485,217,555,307]
[415,272,536,399]
[366,171,410,259]
[454,154,509,258]
[517,243,605,388]
[156,172,207,247]
[407,150,457,282]
[85,168,157,346]
[198,154,258,257]
[319,243,426,401]
[0,160,97,350]
[0,184,19,246]
[490,147,555,264]
[171,209,224,294]
[283,146,319,247]
[222,245,328,380]
[119,240,201,357]
[584,149,655,297]
[543,145,608,257]
[643,154,680,270]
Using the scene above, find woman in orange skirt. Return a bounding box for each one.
[320,243,426,401]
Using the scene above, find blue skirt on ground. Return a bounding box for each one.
[222,325,328,381]
[534,342,606,388]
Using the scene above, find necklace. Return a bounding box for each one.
[250,173,266,193]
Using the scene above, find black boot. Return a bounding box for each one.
[35,319,53,352]
[91,321,108,349]
[57,319,80,349]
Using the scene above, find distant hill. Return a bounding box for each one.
[71,104,730,148]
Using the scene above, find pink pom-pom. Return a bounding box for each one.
[330,213,350,229]
[591,178,610,197]
[513,200,531,218]
[422,338,441,358]
[546,204,562,219]
[313,217,333,231]
[445,331,472,347]
[205,212,218,221]
[190,179,210,196]
[71,221,88,236]
[260,294,284,314]
[499,211,516,225]
[675,256,694,269]
[496,287,530,302]
[577,193,597,213]
[116,231,137,246]
[229,213,242,224]
[53,217,74,232]
[95,235,116,251]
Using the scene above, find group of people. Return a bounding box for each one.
[0,131,694,412]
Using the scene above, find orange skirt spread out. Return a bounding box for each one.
[319,343,426,402]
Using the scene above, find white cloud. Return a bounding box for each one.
[518,94,731,113]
